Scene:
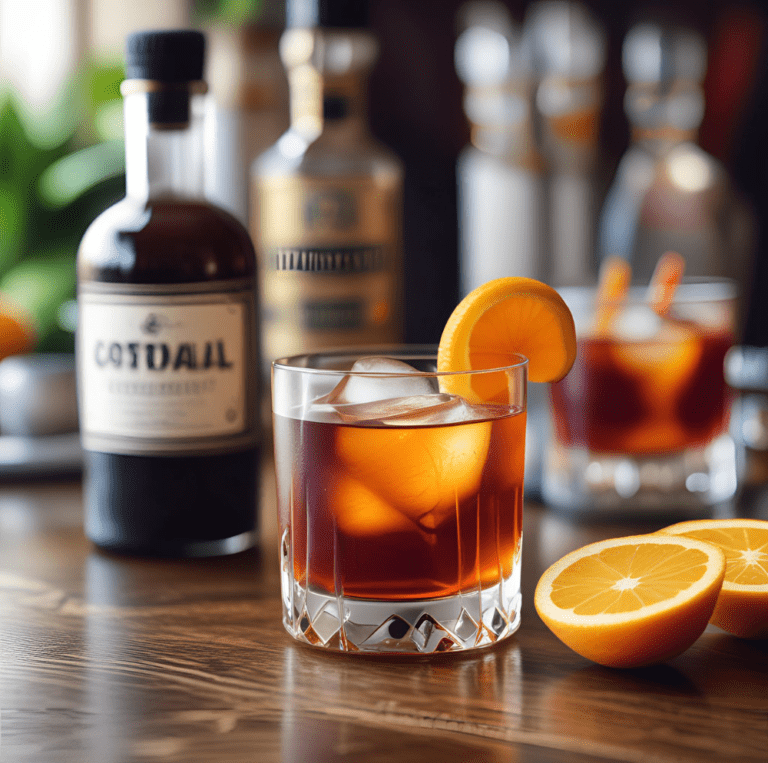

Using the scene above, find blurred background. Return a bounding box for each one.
[1,0,768,468]
[1,0,767,351]
[0,0,768,350]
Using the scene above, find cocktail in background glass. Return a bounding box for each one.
[272,348,527,653]
[544,279,736,514]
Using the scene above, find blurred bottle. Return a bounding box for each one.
[524,0,606,287]
[250,0,404,365]
[455,2,551,501]
[455,1,545,296]
[205,0,289,224]
[598,22,753,285]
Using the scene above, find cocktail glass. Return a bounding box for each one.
[272,347,527,653]
[544,280,736,515]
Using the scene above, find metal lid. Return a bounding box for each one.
[454,1,523,87]
[623,22,707,84]
[524,1,606,79]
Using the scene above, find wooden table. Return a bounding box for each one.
[2,460,768,763]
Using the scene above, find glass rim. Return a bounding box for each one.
[558,276,737,307]
[272,345,529,377]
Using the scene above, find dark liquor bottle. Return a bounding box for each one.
[77,31,260,556]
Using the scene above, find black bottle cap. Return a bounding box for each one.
[287,0,369,29]
[125,30,205,82]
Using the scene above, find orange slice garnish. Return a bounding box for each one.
[534,534,726,668]
[648,250,685,315]
[437,278,576,396]
[593,256,631,335]
[659,519,768,639]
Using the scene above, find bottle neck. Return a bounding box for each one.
[464,85,542,168]
[625,82,703,151]
[281,28,376,140]
[123,88,206,201]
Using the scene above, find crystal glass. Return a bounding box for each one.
[272,347,527,653]
[544,280,736,516]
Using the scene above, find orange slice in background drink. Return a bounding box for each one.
[659,519,768,639]
[605,253,701,452]
[648,250,686,315]
[437,277,576,402]
[607,251,697,382]
[534,534,726,668]
[593,256,631,336]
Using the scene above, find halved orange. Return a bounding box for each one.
[659,519,768,639]
[438,278,576,383]
[534,534,726,668]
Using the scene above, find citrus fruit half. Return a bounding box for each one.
[659,518,768,639]
[534,534,726,668]
[437,277,576,387]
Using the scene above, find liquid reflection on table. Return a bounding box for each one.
[2,467,768,762]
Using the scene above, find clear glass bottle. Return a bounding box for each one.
[524,0,606,287]
[77,31,260,556]
[204,0,289,224]
[250,0,404,365]
[598,22,753,284]
[454,2,547,499]
[455,2,546,296]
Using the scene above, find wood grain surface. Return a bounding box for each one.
[2,460,768,763]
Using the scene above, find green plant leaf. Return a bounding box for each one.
[86,59,124,107]
[193,0,265,24]
[0,94,36,183]
[38,140,125,209]
[0,182,28,274]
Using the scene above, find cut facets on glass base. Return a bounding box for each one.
[280,527,522,654]
[282,579,521,654]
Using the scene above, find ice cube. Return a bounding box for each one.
[611,304,663,342]
[331,475,416,537]
[320,357,437,406]
[333,393,480,425]
[335,414,492,531]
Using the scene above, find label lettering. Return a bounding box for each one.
[91,341,234,372]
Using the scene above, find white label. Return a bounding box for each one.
[78,288,256,455]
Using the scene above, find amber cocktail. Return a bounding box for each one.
[544,282,736,514]
[272,349,527,653]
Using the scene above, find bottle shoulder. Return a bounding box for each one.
[252,127,402,183]
[78,197,257,285]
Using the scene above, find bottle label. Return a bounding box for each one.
[77,282,258,456]
[251,175,402,363]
